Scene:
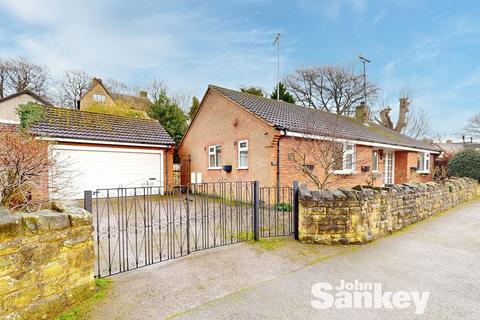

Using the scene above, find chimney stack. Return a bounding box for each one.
[355,102,369,122]
[139,90,148,98]
[92,77,102,86]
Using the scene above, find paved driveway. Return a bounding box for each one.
[88,200,480,320]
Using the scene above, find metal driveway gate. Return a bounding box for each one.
[84,181,297,277]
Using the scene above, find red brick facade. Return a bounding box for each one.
[180,88,436,189]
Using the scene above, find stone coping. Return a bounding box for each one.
[298,177,477,202]
[0,201,93,238]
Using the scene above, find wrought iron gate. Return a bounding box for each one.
[85,181,297,277]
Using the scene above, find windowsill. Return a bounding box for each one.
[237,167,248,170]
[208,167,222,170]
[416,170,430,174]
[333,170,355,175]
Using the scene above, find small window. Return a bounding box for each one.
[372,150,379,172]
[93,93,106,103]
[333,143,356,174]
[417,152,430,173]
[238,140,248,169]
[208,145,221,169]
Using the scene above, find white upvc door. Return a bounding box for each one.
[383,152,395,185]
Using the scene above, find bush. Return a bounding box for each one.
[447,149,480,181]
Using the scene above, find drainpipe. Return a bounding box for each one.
[276,128,287,192]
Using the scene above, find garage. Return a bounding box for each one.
[28,106,175,200]
[52,145,164,199]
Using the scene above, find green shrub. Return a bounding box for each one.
[274,203,292,212]
[16,102,45,129]
[447,149,480,181]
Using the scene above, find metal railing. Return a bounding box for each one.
[85,181,298,277]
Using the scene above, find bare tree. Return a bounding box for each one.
[377,94,430,139]
[0,59,8,98]
[465,113,480,138]
[104,78,131,95]
[285,116,373,189]
[284,65,379,115]
[0,131,67,212]
[3,57,49,96]
[146,78,168,102]
[54,69,91,108]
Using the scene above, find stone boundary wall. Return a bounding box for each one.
[298,178,478,245]
[0,201,95,320]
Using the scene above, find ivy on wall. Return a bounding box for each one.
[16,102,46,129]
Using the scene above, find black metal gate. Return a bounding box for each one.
[85,181,297,277]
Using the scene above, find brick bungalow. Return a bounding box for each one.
[179,85,440,189]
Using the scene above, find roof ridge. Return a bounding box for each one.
[45,106,157,123]
[208,84,438,152]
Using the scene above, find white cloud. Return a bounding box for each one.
[0,0,288,97]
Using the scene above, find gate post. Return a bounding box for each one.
[84,190,93,213]
[253,181,260,241]
[292,181,299,240]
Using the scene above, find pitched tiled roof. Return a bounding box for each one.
[110,92,151,111]
[209,85,439,152]
[29,107,175,146]
[0,90,53,106]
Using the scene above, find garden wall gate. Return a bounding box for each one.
[84,181,299,277]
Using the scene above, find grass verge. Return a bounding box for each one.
[55,278,112,320]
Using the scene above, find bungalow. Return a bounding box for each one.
[179,85,440,189]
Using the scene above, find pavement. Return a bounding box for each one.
[87,199,480,320]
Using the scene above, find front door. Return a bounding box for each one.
[383,152,395,185]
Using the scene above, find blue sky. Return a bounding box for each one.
[0,0,478,137]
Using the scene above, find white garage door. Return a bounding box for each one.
[51,145,163,199]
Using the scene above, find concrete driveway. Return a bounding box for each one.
[87,200,480,320]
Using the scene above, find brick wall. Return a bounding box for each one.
[179,89,277,185]
[0,201,95,319]
[298,178,477,244]
[279,137,385,189]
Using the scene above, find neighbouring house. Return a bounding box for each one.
[435,138,480,165]
[0,90,52,126]
[79,77,151,112]
[27,106,175,199]
[179,85,440,189]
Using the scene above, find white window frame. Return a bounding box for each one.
[208,145,222,169]
[237,140,248,169]
[417,152,430,173]
[93,93,106,103]
[372,150,379,172]
[333,143,356,175]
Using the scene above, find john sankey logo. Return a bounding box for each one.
[311,280,430,315]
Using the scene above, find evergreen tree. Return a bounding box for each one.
[240,86,264,96]
[148,90,188,145]
[270,82,295,103]
[188,96,200,120]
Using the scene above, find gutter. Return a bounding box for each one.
[284,131,440,154]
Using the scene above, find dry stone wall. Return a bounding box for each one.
[0,201,95,320]
[298,178,478,244]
